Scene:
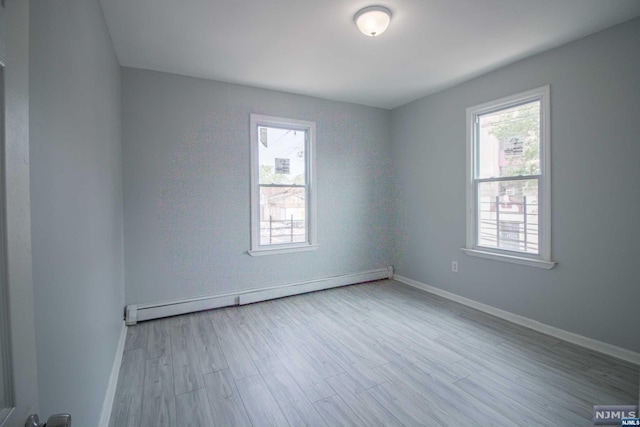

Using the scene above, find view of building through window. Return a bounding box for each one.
[476,100,541,253]
[258,125,307,245]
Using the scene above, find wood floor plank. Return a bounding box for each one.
[499,338,592,372]
[224,304,256,327]
[301,322,387,388]
[483,339,630,403]
[326,373,404,427]
[553,341,639,374]
[236,321,275,360]
[176,388,215,427]
[208,309,259,379]
[586,364,639,396]
[164,314,191,326]
[498,339,637,399]
[458,362,594,426]
[326,310,417,368]
[458,309,561,348]
[111,280,639,426]
[260,326,300,356]
[124,323,148,351]
[287,293,321,317]
[268,298,305,327]
[109,348,145,427]
[454,375,556,426]
[146,319,171,358]
[245,301,283,329]
[170,323,204,395]
[197,341,228,375]
[410,350,473,383]
[278,297,313,324]
[256,356,328,427]
[436,331,633,405]
[314,395,366,427]
[378,362,508,426]
[454,352,599,420]
[140,356,176,427]
[226,306,274,360]
[278,349,336,403]
[235,374,290,427]
[359,316,439,355]
[296,342,345,379]
[311,314,389,367]
[191,311,228,374]
[189,311,219,349]
[203,369,252,427]
[367,381,440,426]
[260,299,297,328]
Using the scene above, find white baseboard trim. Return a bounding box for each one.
[97,321,127,427]
[125,266,394,324]
[394,274,640,366]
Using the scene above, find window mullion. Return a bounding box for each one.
[475,175,540,184]
[259,184,306,188]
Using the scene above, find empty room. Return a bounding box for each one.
[1,0,639,426]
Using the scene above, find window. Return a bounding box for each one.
[249,114,317,255]
[463,86,555,269]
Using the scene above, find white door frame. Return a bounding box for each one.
[0,0,40,425]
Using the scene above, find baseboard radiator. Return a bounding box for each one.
[125,266,393,325]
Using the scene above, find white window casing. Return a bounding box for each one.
[248,114,318,256]
[463,85,556,269]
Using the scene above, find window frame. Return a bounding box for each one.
[248,114,318,256]
[463,85,556,269]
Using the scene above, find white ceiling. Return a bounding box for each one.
[100,0,640,109]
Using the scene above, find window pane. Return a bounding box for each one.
[477,179,539,254]
[258,126,306,185]
[259,186,306,245]
[477,100,540,179]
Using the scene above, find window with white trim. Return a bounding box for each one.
[249,114,317,256]
[464,86,555,269]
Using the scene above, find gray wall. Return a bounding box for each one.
[391,18,640,353]
[122,68,393,305]
[29,1,124,425]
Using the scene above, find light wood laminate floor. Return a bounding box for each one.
[109,280,639,426]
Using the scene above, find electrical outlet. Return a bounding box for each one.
[451,261,458,273]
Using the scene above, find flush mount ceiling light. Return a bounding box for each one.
[354,6,392,37]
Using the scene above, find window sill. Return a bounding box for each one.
[461,248,557,270]
[248,244,319,257]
